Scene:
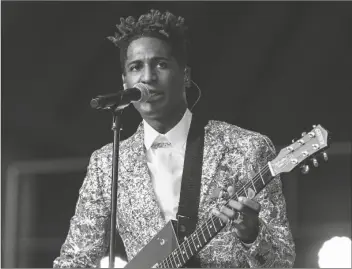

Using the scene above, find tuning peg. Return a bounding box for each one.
[322,151,328,162]
[301,132,307,137]
[301,164,310,174]
[297,139,305,145]
[312,158,319,167]
[312,125,317,128]
[292,139,295,143]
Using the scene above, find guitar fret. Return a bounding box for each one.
[180,244,188,263]
[181,242,189,260]
[174,251,181,267]
[185,237,194,256]
[211,216,218,232]
[190,232,197,252]
[250,177,257,193]
[163,260,168,268]
[200,226,207,242]
[167,256,173,268]
[170,252,177,268]
[243,187,248,198]
[205,221,212,237]
[235,192,239,200]
[217,217,224,227]
[179,252,184,267]
[164,257,170,268]
[195,231,202,247]
[259,169,265,185]
[184,237,192,256]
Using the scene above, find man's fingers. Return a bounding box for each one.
[228,198,261,216]
[212,209,230,223]
[239,196,261,212]
[212,209,246,235]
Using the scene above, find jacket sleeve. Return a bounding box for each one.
[241,135,296,267]
[53,150,111,268]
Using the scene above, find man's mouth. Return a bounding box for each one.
[148,90,163,97]
[147,90,164,101]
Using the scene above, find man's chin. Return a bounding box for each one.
[134,102,164,118]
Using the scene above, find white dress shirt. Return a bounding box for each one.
[144,109,193,222]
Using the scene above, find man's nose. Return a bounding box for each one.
[141,66,156,83]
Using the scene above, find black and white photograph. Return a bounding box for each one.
[1,1,351,268]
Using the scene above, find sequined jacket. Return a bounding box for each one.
[53,120,296,268]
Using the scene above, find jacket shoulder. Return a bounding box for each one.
[91,127,138,158]
[206,120,276,153]
[91,142,113,158]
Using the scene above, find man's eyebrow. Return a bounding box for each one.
[152,56,170,61]
[126,59,142,66]
[126,56,170,66]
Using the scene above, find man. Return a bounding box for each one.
[53,9,295,268]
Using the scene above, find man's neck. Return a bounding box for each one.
[144,104,188,134]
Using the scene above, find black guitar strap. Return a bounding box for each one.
[176,115,207,267]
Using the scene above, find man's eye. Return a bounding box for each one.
[157,62,168,69]
[129,64,142,72]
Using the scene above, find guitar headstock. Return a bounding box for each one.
[270,125,331,176]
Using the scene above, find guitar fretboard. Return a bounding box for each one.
[156,164,273,268]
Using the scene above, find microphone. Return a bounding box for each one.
[90,83,150,110]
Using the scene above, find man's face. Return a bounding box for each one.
[122,37,186,120]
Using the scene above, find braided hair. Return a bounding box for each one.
[107,9,189,71]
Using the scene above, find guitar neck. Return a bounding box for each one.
[156,164,274,268]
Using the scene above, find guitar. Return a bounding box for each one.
[125,124,331,268]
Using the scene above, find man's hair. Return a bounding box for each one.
[107,9,189,72]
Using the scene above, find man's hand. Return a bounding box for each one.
[212,186,261,244]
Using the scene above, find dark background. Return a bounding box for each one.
[1,1,351,268]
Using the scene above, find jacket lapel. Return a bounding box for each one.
[119,123,166,237]
[199,121,228,206]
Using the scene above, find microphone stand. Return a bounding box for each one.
[91,86,147,268]
[108,106,123,268]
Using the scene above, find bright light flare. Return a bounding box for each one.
[318,236,351,268]
[100,256,127,268]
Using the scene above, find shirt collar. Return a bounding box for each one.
[144,108,193,151]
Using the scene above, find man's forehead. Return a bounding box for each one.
[126,37,171,61]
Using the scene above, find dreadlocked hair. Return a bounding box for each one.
[107,9,189,71]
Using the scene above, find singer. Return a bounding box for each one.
[53,9,295,268]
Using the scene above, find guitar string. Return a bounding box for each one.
[160,165,271,268]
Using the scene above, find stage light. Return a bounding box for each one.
[100,256,127,268]
[318,236,351,268]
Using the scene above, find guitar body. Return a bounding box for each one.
[125,221,179,268]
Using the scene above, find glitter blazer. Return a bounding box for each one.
[53,120,296,268]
